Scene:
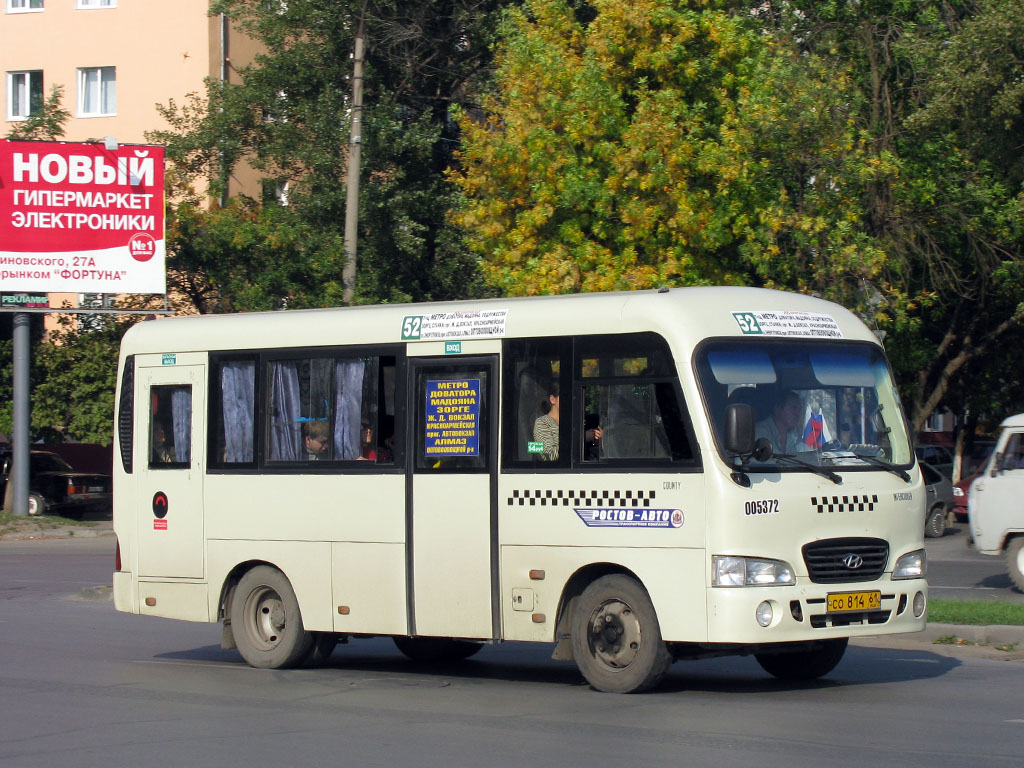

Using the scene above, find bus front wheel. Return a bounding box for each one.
[755,637,848,680]
[570,575,672,693]
[231,566,314,669]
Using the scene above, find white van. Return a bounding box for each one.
[968,413,1024,591]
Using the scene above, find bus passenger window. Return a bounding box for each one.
[150,385,191,468]
[215,359,255,464]
[503,338,570,468]
[575,333,694,465]
[265,356,389,464]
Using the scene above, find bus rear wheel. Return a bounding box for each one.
[755,638,848,680]
[570,575,671,693]
[393,636,483,663]
[231,566,313,669]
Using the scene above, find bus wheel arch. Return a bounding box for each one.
[225,563,314,669]
[555,566,672,693]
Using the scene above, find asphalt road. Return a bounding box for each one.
[0,536,1022,768]
[925,522,1024,603]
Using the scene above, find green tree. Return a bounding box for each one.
[153,0,507,310]
[690,0,1024,438]
[4,85,70,141]
[452,0,885,305]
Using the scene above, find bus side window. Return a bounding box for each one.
[502,338,570,468]
[214,358,256,465]
[577,334,695,465]
[150,385,192,468]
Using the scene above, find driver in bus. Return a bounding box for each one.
[755,389,806,455]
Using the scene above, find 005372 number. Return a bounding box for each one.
[744,499,779,516]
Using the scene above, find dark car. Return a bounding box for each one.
[0,449,112,518]
[916,444,954,478]
[921,460,954,537]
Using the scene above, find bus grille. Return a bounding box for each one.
[802,538,888,583]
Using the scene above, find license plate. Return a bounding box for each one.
[826,591,881,613]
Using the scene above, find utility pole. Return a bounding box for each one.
[342,9,366,306]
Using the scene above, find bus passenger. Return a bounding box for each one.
[302,421,330,460]
[533,384,560,461]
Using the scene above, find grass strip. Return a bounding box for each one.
[929,598,1024,626]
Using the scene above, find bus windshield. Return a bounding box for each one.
[696,339,913,470]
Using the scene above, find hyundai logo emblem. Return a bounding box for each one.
[841,553,864,569]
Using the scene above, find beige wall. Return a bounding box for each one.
[2,0,214,144]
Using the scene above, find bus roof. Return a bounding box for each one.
[119,286,880,357]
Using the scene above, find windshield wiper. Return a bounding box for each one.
[771,453,843,484]
[842,452,911,482]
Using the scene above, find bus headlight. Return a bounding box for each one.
[893,549,927,580]
[713,556,796,587]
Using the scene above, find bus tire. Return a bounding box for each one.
[393,636,483,663]
[230,566,314,669]
[1006,538,1024,592]
[570,574,671,693]
[755,638,848,681]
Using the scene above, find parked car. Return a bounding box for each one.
[952,472,978,523]
[916,444,954,478]
[921,460,953,538]
[0,449,112,518]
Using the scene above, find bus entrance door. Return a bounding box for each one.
[135,361,206,579]
[409,358,498,640]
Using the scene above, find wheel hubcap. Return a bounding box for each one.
[587,599,642,669]
[246,586,286,650]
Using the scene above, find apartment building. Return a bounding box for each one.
[2,0,259,321]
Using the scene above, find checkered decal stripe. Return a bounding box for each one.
[811,494,878,514]
[507,489,656,507]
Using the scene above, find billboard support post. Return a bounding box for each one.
[11,312,30,516]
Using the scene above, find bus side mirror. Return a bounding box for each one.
[725,403,755,454]
[992,452,1003,477]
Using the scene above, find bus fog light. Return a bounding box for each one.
[756,601,773,627]
[913,591,926,617]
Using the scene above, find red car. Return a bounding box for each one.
[952,472,977,523]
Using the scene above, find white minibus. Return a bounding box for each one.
[112,287,927,692]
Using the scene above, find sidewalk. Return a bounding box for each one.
[0,515,114,541]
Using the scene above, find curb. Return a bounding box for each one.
[920,622,1024,646]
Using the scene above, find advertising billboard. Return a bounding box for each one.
[0,139,166,294]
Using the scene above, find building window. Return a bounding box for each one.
[77,0,115,7]
[7,70,43,120]
[7,0,44,13]
[78,66,115,117]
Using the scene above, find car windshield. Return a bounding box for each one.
[30,453,74,473]
[696,339,913,470]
